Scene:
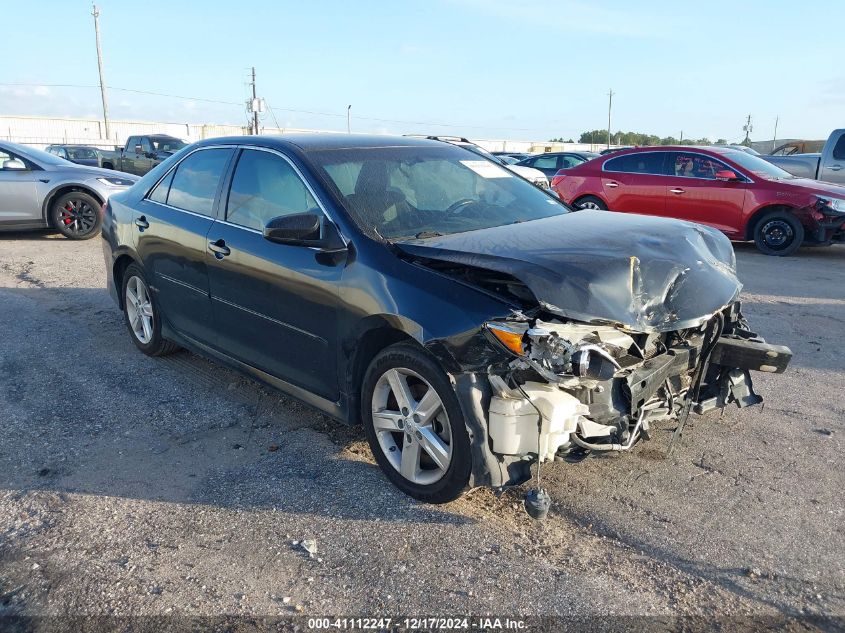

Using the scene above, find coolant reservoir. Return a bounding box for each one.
[488,380,588,461]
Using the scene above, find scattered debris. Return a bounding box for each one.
[813,428,834,436]
[268,444,279,452]
[300,539,318,557]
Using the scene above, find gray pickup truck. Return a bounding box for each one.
[100,134,188,176]
[763,129,845,184]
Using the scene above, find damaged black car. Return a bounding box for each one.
[103,135,792,504]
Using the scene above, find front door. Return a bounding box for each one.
[662,152,747,237]
[206,148,342,401]
[0,148,40,224]
[134,146,235,345]
[600,151,668,215]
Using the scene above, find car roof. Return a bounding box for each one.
[604,145,737,156]
[195,134,449,152]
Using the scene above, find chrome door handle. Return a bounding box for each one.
[606,181,619,188]
[670,188,685,194]
[134,216,149,230]
[828,164,842,171]
[208,239,231,258]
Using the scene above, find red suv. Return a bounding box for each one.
[552,146,845,255]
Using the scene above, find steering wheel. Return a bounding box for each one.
[446,198,479,215]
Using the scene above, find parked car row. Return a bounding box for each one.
[46,134,188,177]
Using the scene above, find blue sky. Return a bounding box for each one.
[1,0,843,142]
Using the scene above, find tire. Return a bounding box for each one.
[361,343,471,503]
[753,211,804,256]
[51,191,103,240]
[121,263,179,357]
[574,195,607,211]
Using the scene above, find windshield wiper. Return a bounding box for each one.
[414,230,443,239]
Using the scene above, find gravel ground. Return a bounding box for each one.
[0,231,842,621]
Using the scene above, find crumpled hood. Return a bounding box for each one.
[397,211,742,333]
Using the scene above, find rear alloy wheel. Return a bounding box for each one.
[51,191,103,239]
[575,195,607,211]
[121,263,179,357]
[753,211,804,256]
[362,344,471,503]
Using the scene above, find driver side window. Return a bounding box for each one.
[226,149,319,232]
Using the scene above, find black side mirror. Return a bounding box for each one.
[263,213,323,246]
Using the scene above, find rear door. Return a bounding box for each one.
[662,151,748,236]
[600,151,668,215]
[0,147,41,223]
[133,146,235,345]
[205,147,342,401]
[819,133,845,184]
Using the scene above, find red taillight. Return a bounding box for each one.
[550,169,567,189]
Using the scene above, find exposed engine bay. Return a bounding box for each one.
[482,303,792,465]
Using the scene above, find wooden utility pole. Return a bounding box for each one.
[250,67,259,135]
[91,3,111,141]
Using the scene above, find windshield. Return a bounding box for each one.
[67,147,97,159]
[497,155,519,164]
[151,138,187,152]
[312,145,569,240]
[724,150,796,180]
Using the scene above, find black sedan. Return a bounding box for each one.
[103,135,790,504]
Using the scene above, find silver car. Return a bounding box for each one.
[0,141,139,239]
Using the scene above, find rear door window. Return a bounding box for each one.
[148,169,175,204]
[166,148,233,216]
[604,152,666,175]
[559,155,585,169]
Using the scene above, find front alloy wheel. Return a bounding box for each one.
[372,368,453,486]
[362,344,471,503]
[51,191,103,239]
[753,211,804,256]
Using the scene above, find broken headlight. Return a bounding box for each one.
[818,197,845,214]
[485,321,621,380]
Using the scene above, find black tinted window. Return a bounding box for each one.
[226,150,319,231]
[604,152,666,175]
[833,135,845,161]
[167,149,232,216]
[148,169,175,204]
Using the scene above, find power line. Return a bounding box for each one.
[0,82,580,134]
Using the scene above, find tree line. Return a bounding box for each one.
[550,130,733,146]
